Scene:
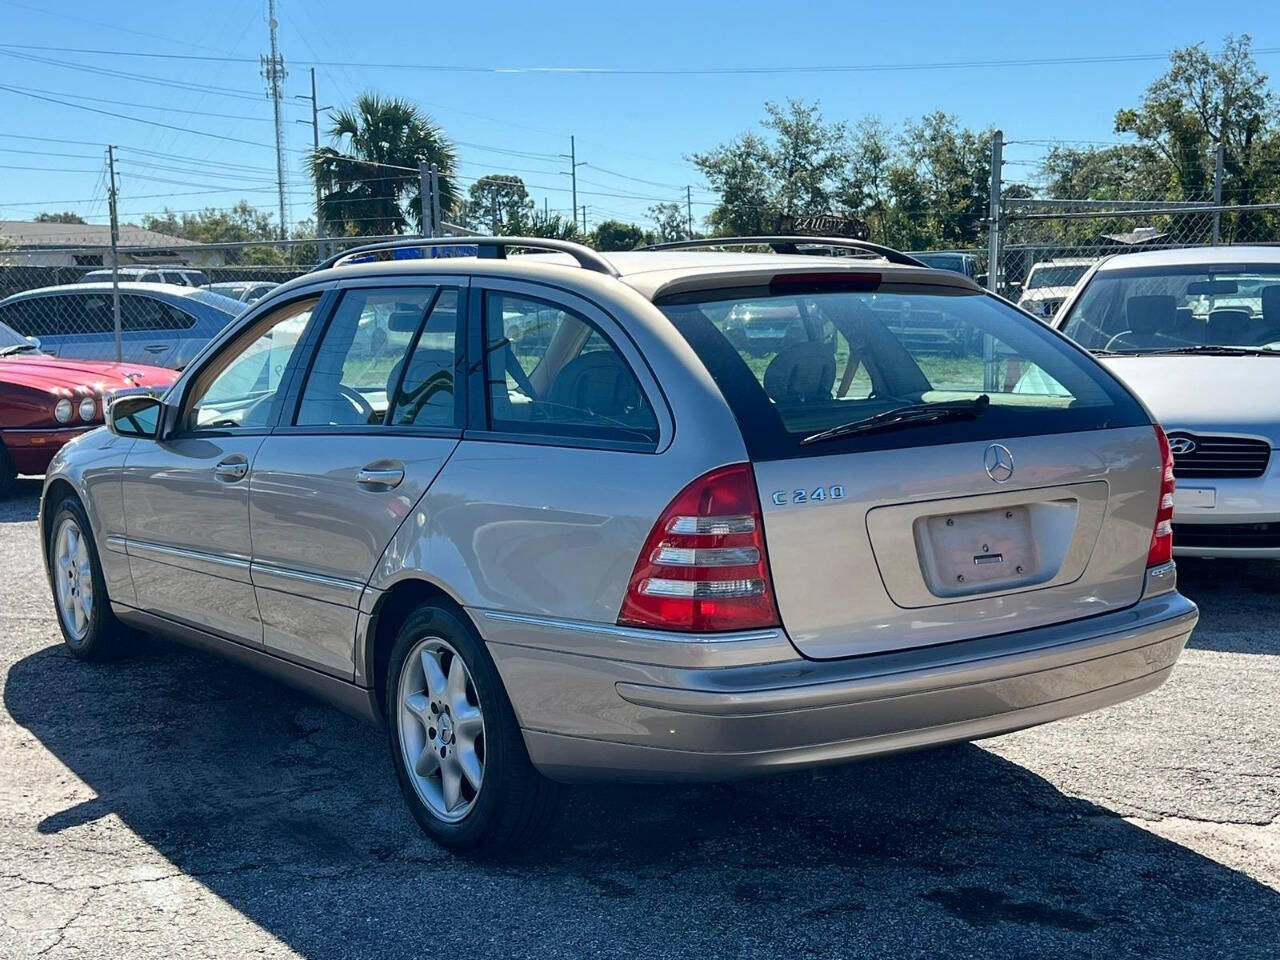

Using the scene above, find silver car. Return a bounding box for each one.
[40,236,1198,854]
[0,282,243,368]
[1053,245,1280,558]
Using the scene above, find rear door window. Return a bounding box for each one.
[482,291,659,447]
[661,281,1146,460]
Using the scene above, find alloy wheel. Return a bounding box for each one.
[396,636,486,822]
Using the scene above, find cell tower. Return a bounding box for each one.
[261,0,289,240]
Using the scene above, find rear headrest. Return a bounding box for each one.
[1260,285,1280,324]
[1126,295,1176,335]
[763,341,835,403]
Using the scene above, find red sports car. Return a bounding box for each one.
[0,323,177,495]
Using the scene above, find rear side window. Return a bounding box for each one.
[483,291,658,446]
[661,282,1147,460]
[121,295,196,332]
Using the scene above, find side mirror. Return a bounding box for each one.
[25,335,40,349]
[108,394,164,439]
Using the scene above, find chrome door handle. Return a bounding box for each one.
[144,344,167,353]
[213,457,249,482]
[356,463,405,491]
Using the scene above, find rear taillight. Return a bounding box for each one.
[618,463,781,632]
[1148,425,1176,567]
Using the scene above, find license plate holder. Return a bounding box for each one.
[917,505,1040,597]
[1174,487,1216,511]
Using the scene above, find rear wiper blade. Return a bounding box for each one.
[1141,345,1279,357]
[801,395,990,445]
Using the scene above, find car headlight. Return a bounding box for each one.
[54,398,73,423]
[79,396,97,421]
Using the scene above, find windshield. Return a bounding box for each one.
[0,319,30,350]
[1060,264,1280,354]
[661,284,1145,459]
[1026,264,1089,289]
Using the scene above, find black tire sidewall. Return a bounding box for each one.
[0,443,16,499]
[384,603,530,853]
[46,498,111,658]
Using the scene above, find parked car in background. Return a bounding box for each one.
[203,280,278,304]
[1053,245,1280,557]
[80,266,210,287]
[907,251,979,280]
[0,283,242,369]
[41,235,1196,853]
[0,320,176,495]
[1017,258,1094,320]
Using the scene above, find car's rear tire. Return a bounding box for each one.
[385,603,559,855]
[46,497,137,660]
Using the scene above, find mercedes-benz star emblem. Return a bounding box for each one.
[1167,436,1197,456]
[984,443,1015,483]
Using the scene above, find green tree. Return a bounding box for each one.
[34,211,87,224]
[691,99,847,235]
[1115,35,1278,204]
[311,93,458,237]
[592,219,648,250]
[648,202,688,242]
[524,211,580,240]
[141,201,284,264]
[462,175,533,233]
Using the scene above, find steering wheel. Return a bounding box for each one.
[336,384,377,424]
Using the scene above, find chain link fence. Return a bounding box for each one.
[2,205,1279,367]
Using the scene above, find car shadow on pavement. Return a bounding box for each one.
[0,481,41,523]
[1177,558,1280,654]
[6,638,1279,960]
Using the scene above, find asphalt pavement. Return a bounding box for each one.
[1,478,1277,959]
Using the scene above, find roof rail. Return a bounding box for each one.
[313,236,619,276]
[637,235,927,268]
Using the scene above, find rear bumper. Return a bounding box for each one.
[479,576,1197,783]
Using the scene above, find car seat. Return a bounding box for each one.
[1106,295,1175,350]
[1207,308,1252,346]
[762,341,836,402]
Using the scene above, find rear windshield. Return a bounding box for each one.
[1060,264,1280,353]
[660,282,1147,460]
[1026,264,1089,289]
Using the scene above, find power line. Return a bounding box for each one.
[0,49,280,103]
[2,41,1276,74]
[0,83,295,151]
[9,83,276,122]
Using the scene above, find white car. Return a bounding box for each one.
[1054,245,1280,558]
[1017,258,1094,320]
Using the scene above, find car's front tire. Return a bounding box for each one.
[0,443,16,499]
[385,603,559,855]
[46,497,136,660]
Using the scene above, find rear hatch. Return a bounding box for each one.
[660,269,1159,658]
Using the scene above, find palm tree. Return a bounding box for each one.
[311,94,457,237]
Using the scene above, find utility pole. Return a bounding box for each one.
[419,162,433,237]
[106,145,122,363]
[261,0,289,241]
[580,204,588,234]
[560,136,584,227]
[295,67,330,252]
[491,189,500,235]
[686,185,694,239]
[1212,141,1225,244]
[430,164,441,238]
[986,129,1003,294]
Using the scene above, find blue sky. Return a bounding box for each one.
[1,0,1277,232]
